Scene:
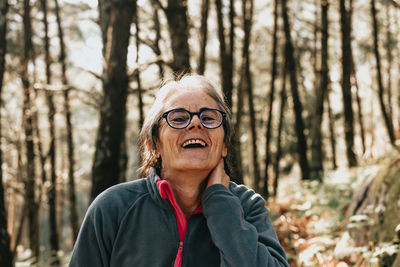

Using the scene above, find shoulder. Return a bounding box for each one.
[228,182,267,215]
[87,178,150,222]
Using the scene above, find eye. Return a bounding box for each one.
[200,110,219,122]
[168,111,190,125]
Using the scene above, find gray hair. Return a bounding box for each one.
[138,74,234,177]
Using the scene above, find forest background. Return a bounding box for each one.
[0,0,400,266]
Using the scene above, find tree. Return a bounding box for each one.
[54,0,79,242]
[91,0,136,200]
[281,0,310,180]
[162,0,191,72]
[339,0,357,167]
[370,0,396,146]
[263,0,279,197]
[198,0,209,74]
[22,0,40,260]
[310,0,329,180]
[0,0,13,266]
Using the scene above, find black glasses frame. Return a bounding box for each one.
[161,108,226,129]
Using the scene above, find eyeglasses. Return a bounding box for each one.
[161,108,226,129]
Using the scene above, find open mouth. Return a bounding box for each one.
[181,139,207,148]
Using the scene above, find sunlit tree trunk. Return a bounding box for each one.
[385,4,394,134]
[370,0,396,146]
[281,0,310,180]
[263,0,279,198]
[91,0,136,200]
[0,0,13,265]
[198,0,209,74]
[54,0,79,242]
[310,0,329,181]
[273,58,287,197]
[339,0,357,166]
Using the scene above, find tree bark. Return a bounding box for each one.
[164,0,191,72]
[281,0,310,180]
[326,89,337,169]
[241,0,260,191]
[273,58,287,197]
[198,0,209,74]
[54,0,79,242]
[263,0,279,198]
[310,0,329,181]
[0,3,12,266]
[339,0,357,166]
[371,0,396,146]
[150,0,164,79]
[40,0,60,263]
[22,0,40,260]
[215,0,234,109]
[91,0,136,200]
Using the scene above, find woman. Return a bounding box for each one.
[69,74,289,267]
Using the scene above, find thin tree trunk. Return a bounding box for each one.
[281,0,310,180]
[54,0,79,242]
[326,89,337,169]
[242,0,260,191]
[39,0,60,264]
[263,0,279,198]
[22,0,39,261]
[0,3,12,262]
[273,58,287,197]
[339,0,357,166]
[91,0,136,200]
[198,0,209,74]
[150,0,164,79]
[385,4,394,131]
[371,0,396,146]
[215,0,234,108]
[351,60,366,155]
[164,0,191,72]
[310,0,329,181]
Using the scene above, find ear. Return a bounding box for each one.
[147,139,161,158]
[222,143,228,158]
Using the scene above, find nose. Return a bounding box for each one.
[187,114,203,130]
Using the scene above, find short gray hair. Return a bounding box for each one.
[138,74,234,177]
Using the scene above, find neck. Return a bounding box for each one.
[161,168,209,217]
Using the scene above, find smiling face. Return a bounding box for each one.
[155,88,228,176]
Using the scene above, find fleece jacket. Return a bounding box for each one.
[69,169,289,267]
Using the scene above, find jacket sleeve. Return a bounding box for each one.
[202,183,289,267]
[69,193,118,267]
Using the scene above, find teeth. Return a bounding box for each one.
[182,139,206,148]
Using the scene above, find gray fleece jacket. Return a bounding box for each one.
[69,170,289,267]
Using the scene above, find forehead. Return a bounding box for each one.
[162,87,219,110]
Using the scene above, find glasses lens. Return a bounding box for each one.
[200,110,223,128]
[167,110,190,128]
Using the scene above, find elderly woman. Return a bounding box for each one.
[69,74,289,267]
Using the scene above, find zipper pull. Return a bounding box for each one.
[174,241,184,267]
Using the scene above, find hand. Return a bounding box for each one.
[207,158,230,189]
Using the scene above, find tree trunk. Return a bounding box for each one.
[215,0,234,109]
[39,0,60,263]
[339,0,357,166]
[263,0,279,198]
[326,89,337,169]
[351,59,366,155]
[242,0,260,191]
[310,0,329,181]
[273,58,287,197]
[198,0,209,74]
[91,0,136,200]
[0,4,13,265]
[385,4,394,125]
[371,0,396,145]
[164,0,191,72]
[22,0,40,260]
[150,0,164,79]
[54,0,79,242]
[281,0,310,180]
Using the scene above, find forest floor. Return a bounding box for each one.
[269,159,399,267]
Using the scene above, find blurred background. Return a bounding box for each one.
[0,0,399,266]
